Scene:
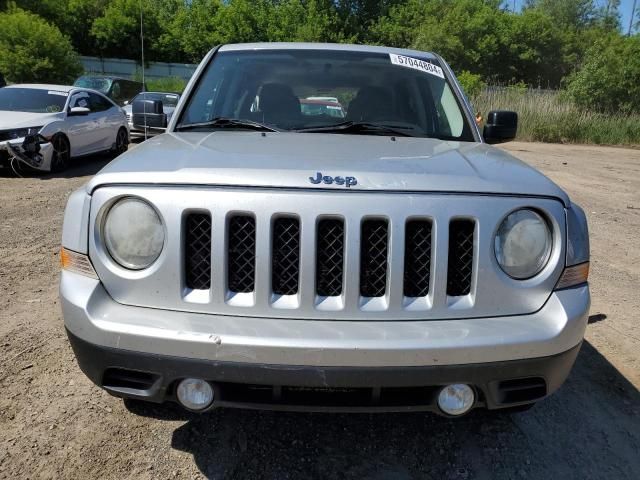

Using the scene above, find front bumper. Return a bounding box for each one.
[0,139,54,171]
[61,271,589,411]
[67,329,582,412]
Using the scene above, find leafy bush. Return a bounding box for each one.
[0,8,82,84]
[565,35,640,114]
[457,71,485,98]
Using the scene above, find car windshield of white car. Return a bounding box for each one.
[177,49,474,141]
[0,88,67,113]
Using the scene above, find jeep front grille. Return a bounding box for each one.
[185,214,475,302]
[92,188,565,321]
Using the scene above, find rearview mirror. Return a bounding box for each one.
[68,106,90,116]
[483,110,517,144]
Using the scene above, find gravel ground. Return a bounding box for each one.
[0,142,638,479]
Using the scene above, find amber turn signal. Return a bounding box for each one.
[555,262,589,290]
[60,247,98,279]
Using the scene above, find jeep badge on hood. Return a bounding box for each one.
[309,171,358,188]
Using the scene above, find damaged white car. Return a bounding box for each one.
[0,84,129,174]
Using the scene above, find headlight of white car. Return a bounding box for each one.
[8,126,42,139]
[494,209,552,279]
[103,198,164,270]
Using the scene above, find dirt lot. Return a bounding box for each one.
[0,142,639,479]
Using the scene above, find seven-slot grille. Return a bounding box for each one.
[185,215,475,302]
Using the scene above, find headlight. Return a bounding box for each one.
[9,126,42,139]
[494,209,552,279]
[103,198,164,270]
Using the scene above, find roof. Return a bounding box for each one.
[134,91,180,96]
[6,84,74,92]
[218,42,437,60]
[76,74,134,81]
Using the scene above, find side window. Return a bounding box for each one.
[89,93,112,112]
[69,91,90,109]
[111,81,121,101]
[439,85,464,137]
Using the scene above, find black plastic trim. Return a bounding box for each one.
[67,329,581,413]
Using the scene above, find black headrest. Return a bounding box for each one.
[259,83,300,116]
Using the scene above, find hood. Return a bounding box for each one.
[0,111,61,130]
[88,132,569,205]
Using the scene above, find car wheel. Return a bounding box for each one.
[115,128,128,156]
[50,134,70,173]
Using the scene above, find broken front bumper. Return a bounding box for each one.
[0,137,54,171]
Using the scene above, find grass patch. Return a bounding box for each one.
[145,76,187,94]
[472,88,640,146]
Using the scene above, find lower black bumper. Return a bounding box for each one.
[67,329,582,413]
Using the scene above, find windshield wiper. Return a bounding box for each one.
[176,117,279,132]
[294,121,416,137]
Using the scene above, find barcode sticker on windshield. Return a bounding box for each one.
[48,91,69,96]
[389,54,444,79]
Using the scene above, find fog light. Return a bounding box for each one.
[437,384,475,416]
[176,378,214,411]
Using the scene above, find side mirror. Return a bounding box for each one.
[132,99,167,130]
[483,110,517,144]
[68,106,90,116]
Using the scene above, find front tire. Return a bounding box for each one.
[114,127,128,157]
[50,134,71,173]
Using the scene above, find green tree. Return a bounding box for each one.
[524,0,598,29]
[0,8,82,83]
[565,34,640,113]
[211,0,272,44]
[157,0,216,63]
[3,0,109,56]
[91,0,165,60]
[268,0,345,42]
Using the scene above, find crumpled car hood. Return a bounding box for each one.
[88,131,569,205]
[0,111,61,130]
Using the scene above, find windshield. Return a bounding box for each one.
[0,88,68,113]
[74,77,111,94]
[133,92,179,107]
[177,49,474,140]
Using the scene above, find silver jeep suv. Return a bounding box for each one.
[61,43,590,416]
